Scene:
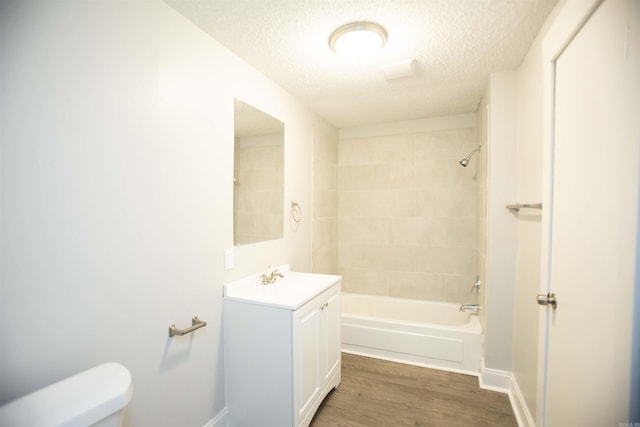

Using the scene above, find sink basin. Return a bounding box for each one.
[224,265,341,309]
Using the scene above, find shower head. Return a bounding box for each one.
[459,146,481,167]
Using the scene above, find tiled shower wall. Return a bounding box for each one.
[312,126,339,274]
[338,125,477,302]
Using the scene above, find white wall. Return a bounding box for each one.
[0,1,332,426]
[510,0,640,424]
[511,10,548,420]
[475,87,489,361]
[483,72,518,372]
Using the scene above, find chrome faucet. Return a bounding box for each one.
[261,266,285,285]
[459,304,479,314]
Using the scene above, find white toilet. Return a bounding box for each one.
[0,362,133,427]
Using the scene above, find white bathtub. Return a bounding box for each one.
[341,293,482,375]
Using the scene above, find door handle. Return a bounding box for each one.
[536,293,557,309]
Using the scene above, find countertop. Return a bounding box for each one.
[223,266,341,310]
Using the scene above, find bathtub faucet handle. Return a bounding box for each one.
[471,279,481,294]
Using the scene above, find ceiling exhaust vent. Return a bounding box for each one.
[379,59,417,80]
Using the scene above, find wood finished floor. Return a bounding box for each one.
[311,353,517,427]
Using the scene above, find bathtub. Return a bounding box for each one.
[341,293,482,375]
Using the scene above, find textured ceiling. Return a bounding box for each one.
[166,0,559,129]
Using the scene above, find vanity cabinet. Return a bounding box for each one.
[293,283,340,424]
[224,270,341,427]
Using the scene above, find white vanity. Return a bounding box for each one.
[223,266,341,427]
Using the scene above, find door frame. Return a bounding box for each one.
[537,1,604,425]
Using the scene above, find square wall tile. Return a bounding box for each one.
[337,125,476,302]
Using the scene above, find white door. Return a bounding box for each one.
[545,0,640,425]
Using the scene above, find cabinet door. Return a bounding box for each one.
[322,284,341,382]
[293,294,323,424]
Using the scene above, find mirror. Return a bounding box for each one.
[234,99,284,245]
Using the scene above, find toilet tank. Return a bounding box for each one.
[0,363,133,427]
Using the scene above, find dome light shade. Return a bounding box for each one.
[329,22,387,63]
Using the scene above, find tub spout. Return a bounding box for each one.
[460,304,479,314]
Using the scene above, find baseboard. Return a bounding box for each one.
[508,375,536,427]
[478,361,511,393]
[203,407,229,427]
[479,362,536,427]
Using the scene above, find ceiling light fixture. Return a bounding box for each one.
[329,22,387,64]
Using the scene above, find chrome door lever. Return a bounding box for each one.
[536,293,557,309]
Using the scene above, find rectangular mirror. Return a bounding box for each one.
[233,99,284,245]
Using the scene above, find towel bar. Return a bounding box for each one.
[169,316,206,337]
[506,203,542,212]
